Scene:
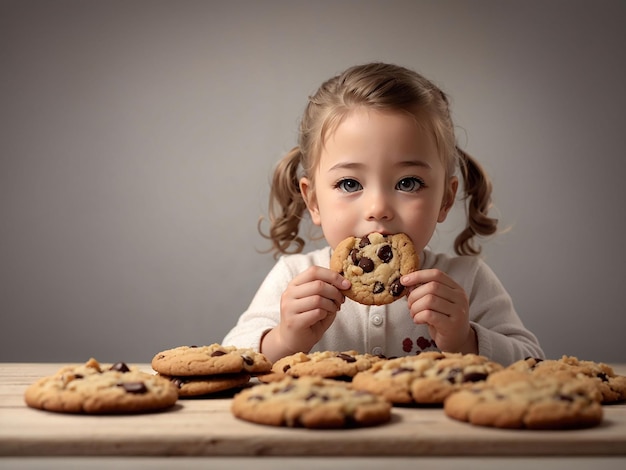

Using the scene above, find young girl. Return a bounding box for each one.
[223,62,544,366]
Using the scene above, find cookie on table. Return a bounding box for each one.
[151,344,272,377]
[330,232,419,305]
[231,375,392,428]
[444,369,603,429]
[267,350,386,381]
[24,358,178,414]
[508,355,626,404]
[409,352,504,403]
[351,352,502,405]
[160,373,252,397]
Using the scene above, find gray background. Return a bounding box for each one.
[2,0,625,364]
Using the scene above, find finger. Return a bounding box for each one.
[291,279,347,309]
[292,266,350,288]
[412,309,442,326]
[289,273,349,310]
[402,268,458,290]
[411,293,454,320]
[408,281,457,306]
[290,307,337,332]
[293,294,342,316]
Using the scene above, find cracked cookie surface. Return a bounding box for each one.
[231,375,392,428]
[444,369,603,429]
[24,358,178,414]
[351,352,503,404]
[507,355,626,404]
[266,350,386,381]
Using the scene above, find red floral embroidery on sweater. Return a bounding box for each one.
[402,336,438,354]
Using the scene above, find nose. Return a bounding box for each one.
[364,189,393,221]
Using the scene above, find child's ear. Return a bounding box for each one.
[299,177,321,225]
[438,176,459,223]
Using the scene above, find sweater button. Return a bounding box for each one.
[371,346,383,356]
[371,314,383,326]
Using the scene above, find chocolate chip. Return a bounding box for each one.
[118,382,148,394]
[350,248,359,264]
[282,364,291,373]
[242,355,254,366]
[337,353,356,363]
[171,377,186,388]
[462,372,488,383]
[109,362,130,373]
[444,368,462,382]
[373,281,384,294]
[211,350,227,357]
[524,357,543,370]
[359,236,371,248]
[390,279,404,296]
[305,392,318,401]
[358,257,374,273]
[597,372,608,382]
[391,367,413,376]
[377,244,393,263]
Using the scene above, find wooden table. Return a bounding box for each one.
[1,363,625,469]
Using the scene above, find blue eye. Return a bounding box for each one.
[336,178,363,193]
[396,177,424,192]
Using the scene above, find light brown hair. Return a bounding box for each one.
[261,62,497,257]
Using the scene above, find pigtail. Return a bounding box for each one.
[454,147,498,256]
[259,146,308,257]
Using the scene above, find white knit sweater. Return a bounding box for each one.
[222,247,544,366]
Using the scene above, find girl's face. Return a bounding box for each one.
[300,108,457,255]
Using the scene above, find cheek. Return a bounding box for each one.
[402,203,441,250]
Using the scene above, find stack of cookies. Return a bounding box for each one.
[151,344,272,398]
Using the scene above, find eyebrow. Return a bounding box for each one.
[328,159,432,172]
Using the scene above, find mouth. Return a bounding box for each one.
[360,230,393,238]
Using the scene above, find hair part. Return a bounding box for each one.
[260,62,498,257]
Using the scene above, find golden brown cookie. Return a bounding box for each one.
[351,352,502,405]
[269,350,386,381]
[24,358,178,414]
[160,373,251,397]
[151,344,272,377]
[444,369,603,429]
[330,232,418,305]
[507,355,626,404]
[231,375,392,428]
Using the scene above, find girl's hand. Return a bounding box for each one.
[401,269,477,354]
[263,266,349,361]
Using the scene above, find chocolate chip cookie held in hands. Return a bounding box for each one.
[222,62,544,365]
[330,232,419,305]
